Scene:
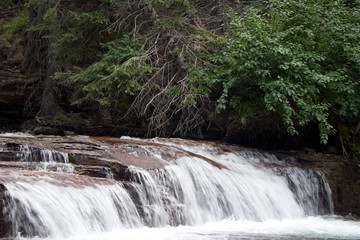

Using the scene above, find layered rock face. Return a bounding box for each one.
[0,68,36,128]
[278,151,360,216]
[0,134,358,238]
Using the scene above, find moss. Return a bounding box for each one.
[110,97,133,123]
[338,121,350,141]
[116,101,131,114]
[55,112,87,126]
[0,7,29,39]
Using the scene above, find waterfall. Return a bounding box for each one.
[1,137,336,239]
[15,145,74,173]
[4,179,142,238]
[281,167,334,215]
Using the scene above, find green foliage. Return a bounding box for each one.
[190,27,227,44]
[52,6,111,67]
[201,0,360,144]
[25,0,53,9]
[148,0,190,9]
[26,1,58,32]
[68,35,153,107]
[154,16,189,30]
[21,0,360,143]
[0,8,29,39]
[0,0,15,7]
[25,0,111,66]
[43,7,56,23]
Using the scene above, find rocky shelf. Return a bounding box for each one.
[0,134,359,237]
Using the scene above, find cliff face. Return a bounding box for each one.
[274,151,360,216]
[0,5,37,130]
[0,66,36,129]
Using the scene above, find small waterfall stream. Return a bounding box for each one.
[15,145,74,173]
[0,135,359,240]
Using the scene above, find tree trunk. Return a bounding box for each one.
[37,37,57,118]
[36,0,58,118]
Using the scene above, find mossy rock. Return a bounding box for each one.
[55,112,87,126]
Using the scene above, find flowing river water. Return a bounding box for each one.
[0,134,360,240]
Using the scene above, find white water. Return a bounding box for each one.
[4,179,141,238]
[15,145,74,173]
[62,218,360,240]
[0,132,34,138]
[2,137,360,239]
[145,157,304,224]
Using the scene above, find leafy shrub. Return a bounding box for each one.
[204,0,360,144]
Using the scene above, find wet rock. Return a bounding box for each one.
[68,153,130,181]
[0,135,170,180]
[0,184,11,238]
[64,131,77,136]
[123,183,144,218]
[33,126,65,136]
[74,166,114,179]
[274,151,360,216]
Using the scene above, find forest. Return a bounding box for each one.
[1,0,360,155]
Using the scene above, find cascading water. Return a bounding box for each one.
[130,157,303,225]
[4,179,142,238]
[15,145,74,173]
[0,135,360,240]
[281,167,334,215]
